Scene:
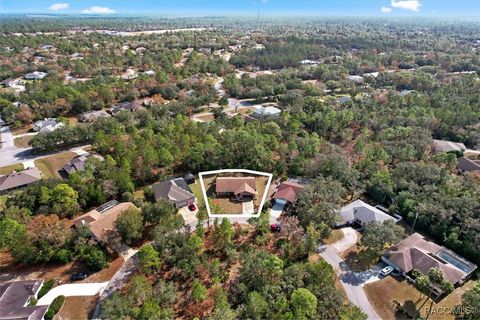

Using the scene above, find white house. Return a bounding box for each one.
[25,71,47,80]
[32,118,64,133]
[337,199,397,227]
[251,106,282,118]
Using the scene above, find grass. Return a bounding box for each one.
[0,163,24,175]
[55,295,98,320]
[323,229,345,245]
[14,135,33,148]
[364,276,477,320]
[34,152,78,179]
[11,126,32,135]
[195,114,215,122]
[212,197,243,214]
[0,195,8,211]
[254,176,269,207]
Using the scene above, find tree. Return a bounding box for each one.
[115,208,143,245]
[83,247,108,271]
[460,282,480,320]
[360,220,405,261]
[291,288,318,319]
[191,280,207,302]
[50,183,79,217]
[138,245,162,275]
[142,200,176,225]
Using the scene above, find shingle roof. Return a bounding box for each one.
[0,168,41,192]
[152,178,195,203]
[62,155,88,175]
[216,177,257,194]
[384,233,477,284]
[272,181,304,203]
[457,157,480,172]
[0,280,48,320]
[338,199,396,225]
[433,139,466,153]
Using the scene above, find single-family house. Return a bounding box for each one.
[144,70,155,76]
[0,168,42,194]
[1,78,17,87]
[24,71,47,80]
[72,201,136,243]
[348,75,365,83]
[40,44,55,50]
[457,157,480,172]
[251,106,281,119]
[383,233,477,290]
[337,199,397,227]
[79,110,111,122]
[32,118,64,133]
[152,178,196,208]
[60,154,104,177]
[112,101,143,114]
[216,177,257,201]
[0,280,49,320]
[433,139,466,153]
[272,181,304,205]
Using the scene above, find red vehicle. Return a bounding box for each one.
[270,224,282,232]
[188,203,197,211]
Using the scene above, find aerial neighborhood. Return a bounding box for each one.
[0,5,479,320]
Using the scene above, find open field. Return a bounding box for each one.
[0,163,24,175]
[14,135,33,148]
[34,152,77,179]
[364,276,477,320]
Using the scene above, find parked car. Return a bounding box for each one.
[188,203,197,211]
[71,272,88,281]
[270,224,282,232]
[380,266,394,277]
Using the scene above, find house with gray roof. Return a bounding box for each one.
[251,106,281,119]
[112,101,144,114]
[1,78,17,87]
[0,168,41,194]
[336,199,397,227]
[0,280,49,320]
[152,178,196,208]
[457,157,480,172]
[32,118,64,133]
[79,110,111,122]
[60,154,104,177]
[433,139,466,153]
[24,71,47,80]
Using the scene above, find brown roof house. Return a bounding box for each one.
[112,101,144,114]
[383,233,477,288]
[72,201,136,244]
[0,167,41,194]
[152,178,196,208]
[0,280,49,320]
[79,110,111,122]
[272,181,304,205]
[215,177,257,201]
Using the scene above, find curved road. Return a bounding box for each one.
[318,227,381,320]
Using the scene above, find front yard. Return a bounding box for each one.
[14,135,33,148]
[34,152,78,179]
[365,275,477,320]
[0,163,23,175]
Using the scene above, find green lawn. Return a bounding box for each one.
[0,163,24,176]
[14,136,33,148]
[34,152,78,179]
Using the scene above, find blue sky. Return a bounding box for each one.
[0,0,479,17]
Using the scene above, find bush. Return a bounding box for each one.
[53,249,72,264]
[44,295,65,320]
[38,279,54,298]
[83,247,108,271]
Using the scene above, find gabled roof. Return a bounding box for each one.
[233,182,257,196]
[252,106,281,117]
[62,155,88,175]
[216,177,256,194]
[0,280,48,320]
[272,181,304,203]
[338,199,396,225]
[0,168,41,192]
[384,233,477,284]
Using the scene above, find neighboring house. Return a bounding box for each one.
[0,280,48,320]
[144,70,155,76]
[337,199,397,227]
[251,106,281,119]
[152,178,196,208]
[0,168,42,194]
[24,71,47,80]
[79,110,111,122]
[433,139,466,153]
[183,173,195,185]
[457,157,480,172]
[348,75,364,83]
[32,118,64,133]
[272,180,304,205]
[112,101,143,114]
[216,177,257,201]
[1,78,17,87]
[383,233,477,291]
[41,44,55,50]
[72,201,136,243]
[60,154,104,177]
[337,96,352,104]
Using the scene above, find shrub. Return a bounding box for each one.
[83,247,108,271]
[38,279,54,298]
[53,249,72,264]
[44,295,65,320]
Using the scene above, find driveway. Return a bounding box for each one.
[37,282,108,306]
[242,200,254,214]
[318,228,381,320]
[269,202,285,223]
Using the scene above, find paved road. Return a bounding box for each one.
[37,282,108,306]
[318,228,381,320]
